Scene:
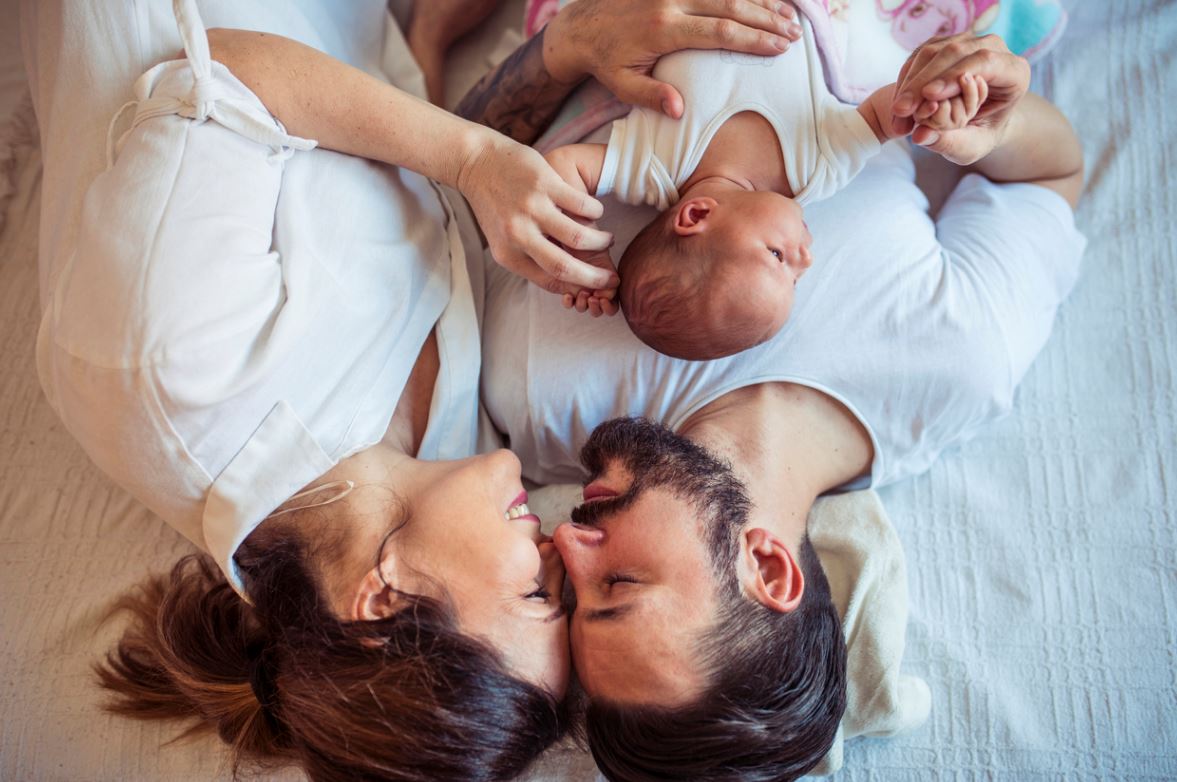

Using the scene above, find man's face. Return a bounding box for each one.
[551,418,750,706]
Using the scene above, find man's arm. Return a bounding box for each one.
[890,33,1083,208]
[455,0,803,144]
[962,93,1083,208]
[454,27,575,147]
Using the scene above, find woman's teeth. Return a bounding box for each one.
[505,502,532,520]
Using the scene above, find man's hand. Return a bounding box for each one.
[544,0,803,119]
[915,72,989,133]
[889,33,1030,166]
[457,130,619,293]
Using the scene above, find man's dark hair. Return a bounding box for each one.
[577,417,847,782]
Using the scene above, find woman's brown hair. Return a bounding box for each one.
[95,519,567,781]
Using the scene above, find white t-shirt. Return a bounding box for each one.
[32,1,485,591]
[482,143,1086,488]
[596,18,880,210]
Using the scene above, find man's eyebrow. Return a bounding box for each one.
[582,603,634,622]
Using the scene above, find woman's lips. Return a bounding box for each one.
[582,481,618,502]
[510,490,529,509]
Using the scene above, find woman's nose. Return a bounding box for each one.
[552,523,605,580]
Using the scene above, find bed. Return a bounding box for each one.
[1,1,1174,780]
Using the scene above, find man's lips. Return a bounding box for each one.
[582,481,618,502]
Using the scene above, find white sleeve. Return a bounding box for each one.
[801,102,883,205]
[596,111,676,210]
[935,174,1087,385]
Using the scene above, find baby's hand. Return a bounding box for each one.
[560,248,619,318]
[912,73,988,132]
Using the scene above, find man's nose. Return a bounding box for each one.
[553,523,605,581]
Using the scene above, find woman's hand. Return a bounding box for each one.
[457,130,619,292]
[544,0,803,119]
[889,33,1030,165]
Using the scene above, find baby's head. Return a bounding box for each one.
[619,191,813,360]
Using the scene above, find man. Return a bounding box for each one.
[461,24,1084,782]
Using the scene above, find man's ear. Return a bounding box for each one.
[738,527,805,613]
[350,564,400,621]
[672,196,719,236]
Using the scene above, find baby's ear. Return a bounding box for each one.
[673,196,718,236]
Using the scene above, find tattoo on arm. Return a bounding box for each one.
[454,28,581,146]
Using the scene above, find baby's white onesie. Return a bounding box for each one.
[597,18,881,210]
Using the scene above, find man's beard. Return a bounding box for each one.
[571,417,752,592]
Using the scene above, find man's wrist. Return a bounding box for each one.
[540,16,588,87]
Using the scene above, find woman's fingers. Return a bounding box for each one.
[541,208,613,253]
[549,178,605,221]
[525,232,619,290]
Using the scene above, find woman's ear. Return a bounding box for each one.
[672,196,719,236]
[738,527,805,613]
[350,565,400,621]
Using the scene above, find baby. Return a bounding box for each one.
[546,18,986,360]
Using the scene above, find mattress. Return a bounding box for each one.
[1,1,1174,780]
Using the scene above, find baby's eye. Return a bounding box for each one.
[606,574,638,587]
[769,248,783,260]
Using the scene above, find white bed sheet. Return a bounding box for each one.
[1,1,1174,780]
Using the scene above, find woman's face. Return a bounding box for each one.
[346,446,569,696]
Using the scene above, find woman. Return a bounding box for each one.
[20,0,801,779]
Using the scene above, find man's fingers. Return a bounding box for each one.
[917,48,1026,102]
[893,41,943,115]
[685,0,803,45]
[542,208,613,253]
[612,71,684,118]
[674,14,794,58]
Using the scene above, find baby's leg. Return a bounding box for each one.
[913,73,988,131]
[408,0,505,106]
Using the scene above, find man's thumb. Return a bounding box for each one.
[615,74,683,118]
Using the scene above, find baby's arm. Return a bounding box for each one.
[543,144,619,317]
[545,143,608,196]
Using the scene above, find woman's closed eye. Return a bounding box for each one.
[605,574,638,588]
[525,583,552,602]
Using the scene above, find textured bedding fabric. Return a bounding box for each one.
[1,1,1175,781]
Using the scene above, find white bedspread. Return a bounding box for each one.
[1,1,1174,780]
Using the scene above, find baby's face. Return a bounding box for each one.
[710,191,813,326]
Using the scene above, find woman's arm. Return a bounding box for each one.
[205,28,620,293]
[455,0,803,145]
[889,33,1083,207]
